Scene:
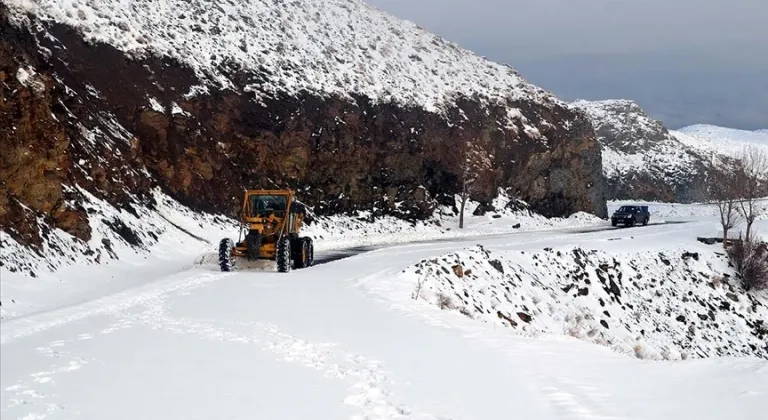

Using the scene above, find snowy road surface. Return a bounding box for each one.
[2,220,767,420]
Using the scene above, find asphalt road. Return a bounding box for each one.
[312,220,692,266]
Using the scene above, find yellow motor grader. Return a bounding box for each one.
[218,189,314,272]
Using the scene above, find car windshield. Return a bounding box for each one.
[618,206,637,212]
[248,194,287,218]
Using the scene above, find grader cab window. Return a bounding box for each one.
[248,194,287,218]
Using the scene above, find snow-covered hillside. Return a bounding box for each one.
[572,99,696,179]
[6,0,553,112]
[673,124,768,159]
[572,99,768,202]
[2,0,606,274]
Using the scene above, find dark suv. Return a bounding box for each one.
[611,205,650,227]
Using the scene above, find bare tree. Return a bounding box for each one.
[709,162,742,247]
[457,141,494,229]
[734,146,768,243]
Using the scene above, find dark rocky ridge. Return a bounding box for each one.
[1,7,607,252]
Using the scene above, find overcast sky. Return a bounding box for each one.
[367,0,768,129]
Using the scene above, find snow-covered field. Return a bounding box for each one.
[2,199,768,419]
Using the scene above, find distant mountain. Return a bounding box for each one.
[572,100,768,202]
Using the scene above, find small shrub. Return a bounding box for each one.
[436,292,454,310]
[633,344,645,359]
[458,306,473,319]
[633,310,642,322]
[727,236,768,291]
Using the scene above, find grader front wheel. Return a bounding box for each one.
[276,236,292,273]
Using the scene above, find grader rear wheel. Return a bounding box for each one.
[294,237,312,269]
[218,238,235,272]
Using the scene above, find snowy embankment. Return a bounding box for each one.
[398,244,768,361]
[374,200,768,361]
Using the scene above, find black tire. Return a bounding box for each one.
[245,231,262,261]
[307,238,314,267]
[294,237,311,269]
[629,219,635,227]
[642,218,648,226]
[611,220,617,227]
[277,236,292,273]
[218,238,235,272]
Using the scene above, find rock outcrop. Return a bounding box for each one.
[571,99,711,202]
[1,1,607,255]
[572,99,768,203]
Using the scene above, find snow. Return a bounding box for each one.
[572,99,663,147]
[6,0,557,113]
[672,124,768,161]
[571,99,703,180]
[572,100,768,181]
[15,64,45,92]
[4,2,767,415]
[146,96,164,113]
[400,244,767,360]
[170,102,189,116]
[2,186,604,321]
[3,201,767,419]
[300,194,603,252]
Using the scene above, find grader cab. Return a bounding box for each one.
[218,189,314,272]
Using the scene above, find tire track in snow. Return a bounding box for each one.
[538,376,627,420]
[0,273,225,345]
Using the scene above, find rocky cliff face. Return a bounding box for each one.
[572,100,712,202]
[1,1,607,258]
